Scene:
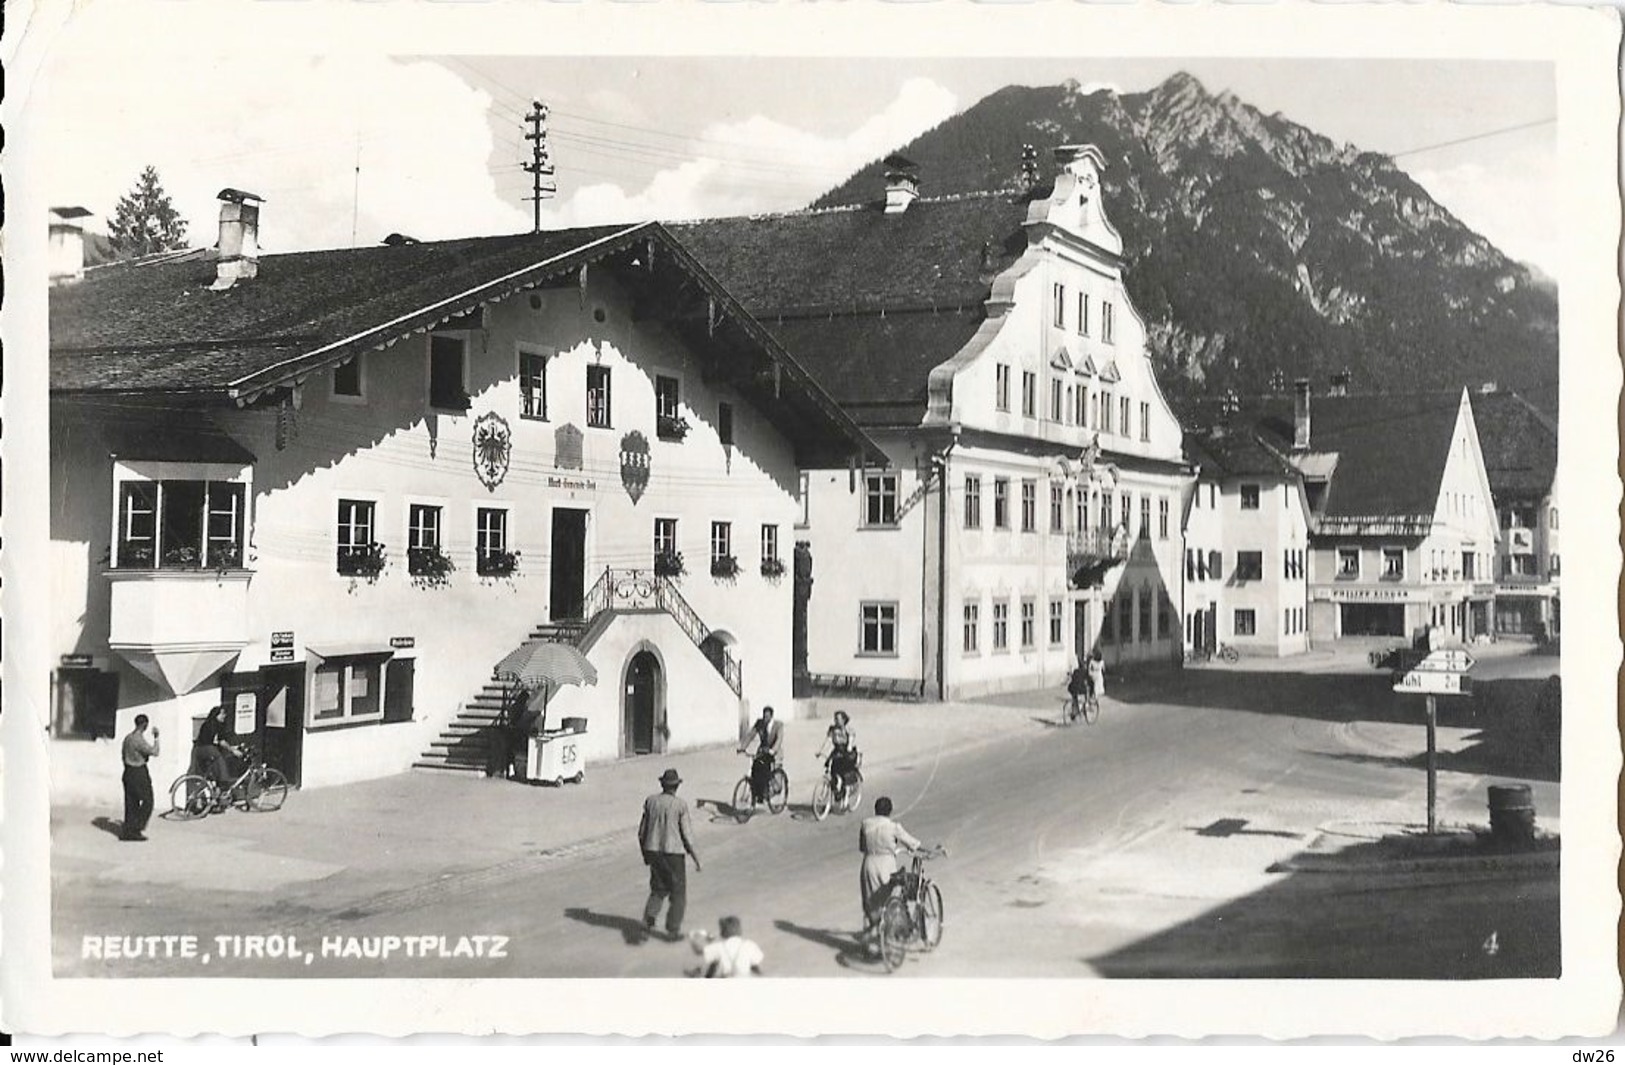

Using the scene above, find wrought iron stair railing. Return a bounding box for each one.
[579,567,742,695]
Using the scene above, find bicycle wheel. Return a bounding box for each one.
[731,777,754,822]
[1220,645,1239,664]
[245,767,290,812]
[766,768,789,814]
[1082,693,1100,725]
[168,775,216,821]
[877,897,910,972]
[921,882,945,949]
[842,772,863,814]
[812,778,833,821]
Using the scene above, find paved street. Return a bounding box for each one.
[52,645,1559,979]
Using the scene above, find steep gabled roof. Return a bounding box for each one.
[671,193,1031,425]
[52,226,636,393]
[49,223,885,466]
[1468,388,1558,499]
[1257,392,1464,527]
[1186,424,1300,480]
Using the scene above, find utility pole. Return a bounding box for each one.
[522,100,557,233]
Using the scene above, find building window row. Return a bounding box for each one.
[1186,548,1223,582]
[1283,549,1305,580]
[1284,606,1305,636]
[653,518,780,573]
[960,594,1071,653]
[338,499,518,578]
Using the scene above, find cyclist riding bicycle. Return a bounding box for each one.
[1066,659,1093,705]
[737,705,784,804]
[190,704,243,791]
[814,710,860,800]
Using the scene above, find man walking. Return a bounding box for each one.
[120,713,160,841]
[638,768,701,940]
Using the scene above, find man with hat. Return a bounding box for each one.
[638,767,702,939]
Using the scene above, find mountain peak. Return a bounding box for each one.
[807,77,1557,401]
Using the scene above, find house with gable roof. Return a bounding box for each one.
[676,146,1191,699]
[1182,423,1312,658]
[1468,385,1560,640]
[47,194,880,800]
[1247,380,1501,645]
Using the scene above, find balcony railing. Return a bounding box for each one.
[1066,526,1128,589]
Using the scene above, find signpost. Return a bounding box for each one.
[1393,648,1476,832]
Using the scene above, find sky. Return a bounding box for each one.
[22,7,1558,275]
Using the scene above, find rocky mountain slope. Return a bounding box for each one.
[814,74,1558,411]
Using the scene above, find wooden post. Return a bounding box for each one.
[1425,694,1438,833]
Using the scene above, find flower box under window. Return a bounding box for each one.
[710,554,740,579]
[760,556,786,579]
[408,545,456,585]
[477,549,521,578]
[656,414,690,442]
[337,542,388,580]
[654,549,686,578]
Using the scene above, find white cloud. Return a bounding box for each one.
[544,76,959,227]
[33,14,527,252]
[1411,146,1558,277]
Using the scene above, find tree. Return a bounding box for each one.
[107,166,189,257]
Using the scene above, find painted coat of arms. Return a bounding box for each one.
[620,430,650,504]
[472,411,513,491]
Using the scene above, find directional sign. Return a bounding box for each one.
[1393,670,1472,696]
[1414,649,1474,673]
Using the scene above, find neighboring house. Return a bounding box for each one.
[1183,425,1312,657]
[1468,385,1560,640]
[676,146,1190,699]
[1251,381,1501,645]
[47,194,878,801]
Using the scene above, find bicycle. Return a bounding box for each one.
[169,756,290,820]
[1062,689,1100,725]
[875,846,947,972]
[731,750,788,822]
[1216,643,1240,664]
[811,751,864,821]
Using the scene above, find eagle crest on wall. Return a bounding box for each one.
[472,411,513,491]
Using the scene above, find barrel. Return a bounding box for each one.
[1487,784,1536,843]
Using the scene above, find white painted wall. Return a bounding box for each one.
[50,266,801,800]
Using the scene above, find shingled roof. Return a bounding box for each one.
[49,222,885,466]
[1468,388,1558,499]
[51,226,634,394]
[671,193,1031,426]
[1185,424,1298,480]
[1254,392,1466,531]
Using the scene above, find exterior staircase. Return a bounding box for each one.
[413,568,739,774]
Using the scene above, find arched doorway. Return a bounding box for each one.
[623,650,663,756]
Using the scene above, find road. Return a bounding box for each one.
[54,660,1560,979]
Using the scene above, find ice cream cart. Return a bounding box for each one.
[528,717,587,786]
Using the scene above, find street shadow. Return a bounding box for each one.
[1312,736,1559,784]
[562,906,652,946]
[1088,837,1560,979]
[1189,818,1303,840]
[697,796,751,824]
[91,816,125,838]
[772,919,884,972]
[1030,715,1070,729]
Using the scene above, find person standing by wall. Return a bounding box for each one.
[638,768,702,939]
[1087,649,1106,701]
[120,713,160,841]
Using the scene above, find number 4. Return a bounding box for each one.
[1481,931,1499,956]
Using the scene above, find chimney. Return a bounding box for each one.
[1329,369,1350,397]
[882,154,920,214]
[1293,378,1312,450]
[49,206,93,285]
[211,188,265,290]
